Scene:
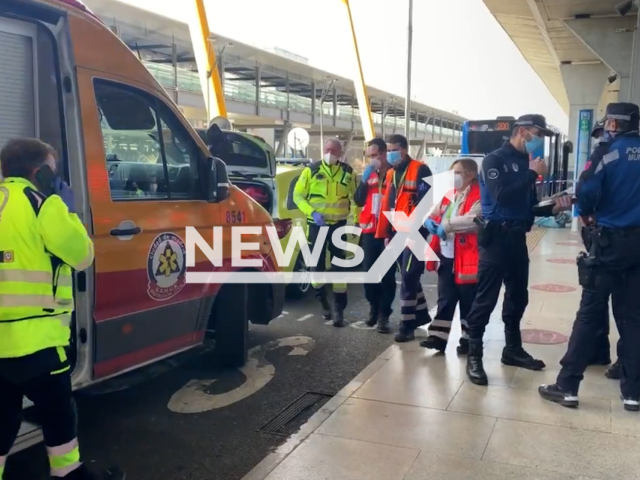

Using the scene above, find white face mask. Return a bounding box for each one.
[454,173,464,189]
[323,152,338,165]
[370,158,382,170]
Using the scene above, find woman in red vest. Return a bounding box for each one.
[420,158,481,354]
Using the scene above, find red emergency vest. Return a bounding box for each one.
[375,159,422,238]
[426,182,480,285]
[358,170,388,234]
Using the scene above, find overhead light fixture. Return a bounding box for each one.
[615,0,637,16]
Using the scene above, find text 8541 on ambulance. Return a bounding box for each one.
[0,0,285,448]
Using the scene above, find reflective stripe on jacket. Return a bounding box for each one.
[293,160,357,225]
[358,171,386,233]
[426,182,480,284]
[375,159,422,237]
[0,177,94,358]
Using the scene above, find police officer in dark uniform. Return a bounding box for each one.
[465,114,562,385]
[586,119,622,374]
[539,103,640,411]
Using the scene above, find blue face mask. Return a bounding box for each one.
[603,131,614,142]
[524,134,544,155]
[387,150,402,165]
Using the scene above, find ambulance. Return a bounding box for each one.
[0,0,285,452]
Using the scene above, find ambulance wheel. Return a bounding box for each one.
[286,254,311,300]
[210,283,248,368]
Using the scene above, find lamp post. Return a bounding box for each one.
[404,0,414,138]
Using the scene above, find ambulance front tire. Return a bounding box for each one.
[210,283,249,368]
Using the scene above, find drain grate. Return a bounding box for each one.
[258,391,334,437]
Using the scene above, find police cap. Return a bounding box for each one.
[514,114,554,136]
[591,118,605,138]
[605,102,640,129]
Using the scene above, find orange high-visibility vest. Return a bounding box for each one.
[375,158,422,238]
[358,170,387,234]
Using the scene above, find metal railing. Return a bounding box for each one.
[143,61,460,140]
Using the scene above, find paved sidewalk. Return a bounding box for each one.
[243,227,640,480]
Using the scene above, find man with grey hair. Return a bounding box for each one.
[293,138,358,326]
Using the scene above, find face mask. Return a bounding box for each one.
[323,152,338,165]
[454,173,464,189]
[387,151,402,165]
[524,133,544,155]
[603,131,614,142]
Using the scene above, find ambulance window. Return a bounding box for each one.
[94,80,199,201]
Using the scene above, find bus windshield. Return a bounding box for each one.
[462,119,515,155]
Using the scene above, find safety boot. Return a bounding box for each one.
[538,384,579,408]
[319,297,332,320]
[466,339,488,385]
[333,308,346,328]
[377,314,390,334]
[57,464,126,480]
[456,338,469,355]
[501,330,545,371]
[419,335,447,353]
[365,305,379,327]
[605,361,622,380]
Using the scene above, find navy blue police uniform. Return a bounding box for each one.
[539,102,640,411]
[465,114,556,385]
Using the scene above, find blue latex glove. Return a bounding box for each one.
[436,224,447,240]
[361,165,375,182]
[424,218,439,235]
[312,211,326,226]
[54,177,76,214]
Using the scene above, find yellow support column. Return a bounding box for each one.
[188,0,228,121]
[340,0,375,141]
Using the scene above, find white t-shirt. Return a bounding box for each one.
[439,196,464,259]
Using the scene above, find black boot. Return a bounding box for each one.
[605,361,622,379]
[365,305,379,327]
[466,339,488,385]
[333,307,346,328]
[501,329,545,371]
[57,464,126,480]
[377,314,390,334]
[320,296,332,320]
[419,335,447,353]
[457,338,469,355]
[538,384,579,408]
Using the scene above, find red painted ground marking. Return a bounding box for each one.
[546,258,575,265]
[531,283,577,293]
[521,329,568,345]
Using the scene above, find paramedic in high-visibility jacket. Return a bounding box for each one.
[293,138,358,327]
[354,138,394,333]
[0,139,104,480]
[376,134,433,342]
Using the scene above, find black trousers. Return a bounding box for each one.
[0,349,78,456]
[428,257,477,344]
[398,247,430,333]
[466,229,529,342]
[308,220,349,310]
[361,233,396,316]
[591,297,622,363]
[558,265,640,397]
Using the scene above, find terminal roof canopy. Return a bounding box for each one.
[85,0,467,132]
[483,0,637,114]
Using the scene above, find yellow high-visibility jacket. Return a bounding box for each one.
[293,160,358,225]
[0,177,94,359]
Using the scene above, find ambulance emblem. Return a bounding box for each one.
[147,232,187,301]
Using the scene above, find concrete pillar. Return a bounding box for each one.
[560,63,609,231]
[274,123,292,157]
[332,89,338,127]
[255,66,261,117]
[311,83,316,124]
[381,101,387,138]
[630,14,640,104]
[563,16,635,101]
